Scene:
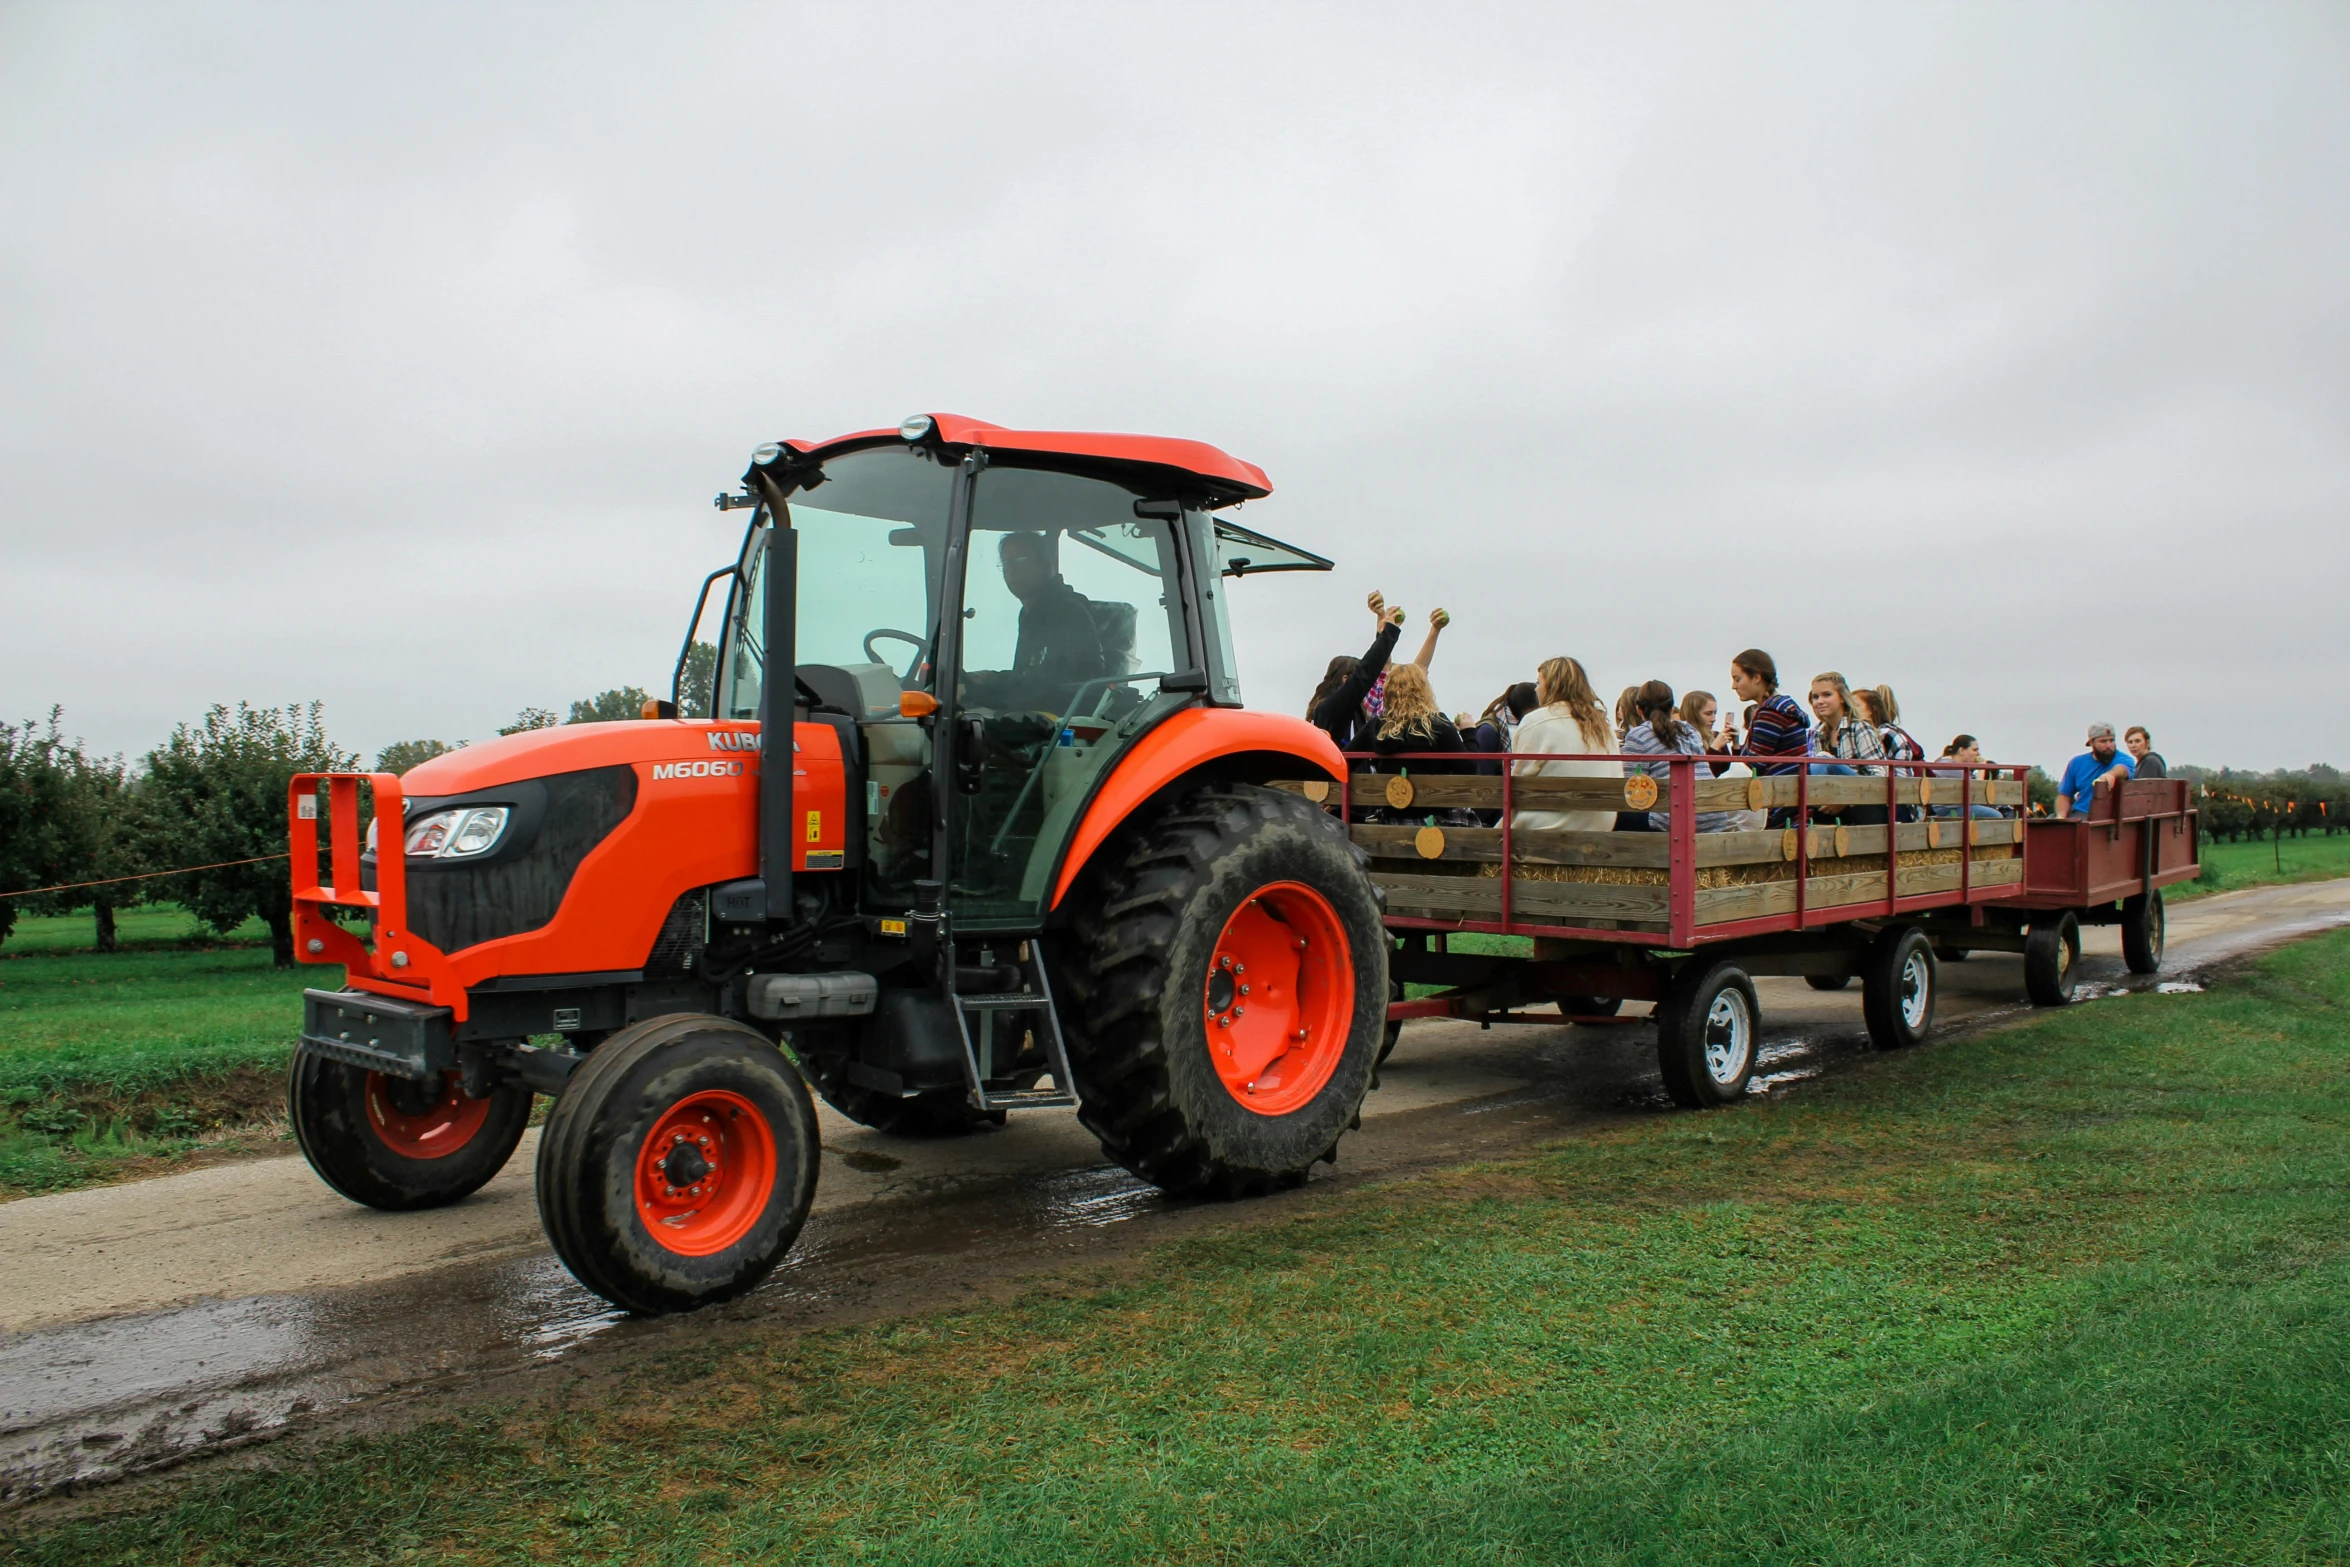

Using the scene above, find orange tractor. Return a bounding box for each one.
[287,415,1389,1312]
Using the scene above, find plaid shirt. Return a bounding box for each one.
[1823,714,1887,775]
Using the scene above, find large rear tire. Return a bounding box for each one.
[1861,926,1937,1050]
[2121,889,2165,975]
[288,1050,530,1211]
[1655,961,1759,1108]
[535,1014,819,1315]
[2024,914,2082,1006]
[1058,783,1387,1198]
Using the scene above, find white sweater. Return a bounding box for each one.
[1510,704,1619,833]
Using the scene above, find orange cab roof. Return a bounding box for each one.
[782,413,1272,500]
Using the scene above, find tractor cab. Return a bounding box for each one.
[701,414,1330,931]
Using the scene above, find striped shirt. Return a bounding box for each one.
[1619,719,1735,831]
[1741,693,1813,776]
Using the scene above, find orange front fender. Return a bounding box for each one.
[1049,707,1345,910]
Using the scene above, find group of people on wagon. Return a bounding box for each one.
[1303,595,2146,833]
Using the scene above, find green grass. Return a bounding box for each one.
[13,930,2350,1563]
[0,908,306,1195]
[2174,832,2350,901]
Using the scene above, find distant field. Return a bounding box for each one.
[0,907,306,1196]
[2174,832,2350,901]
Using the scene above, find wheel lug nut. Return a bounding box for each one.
[1240,984,1250,995]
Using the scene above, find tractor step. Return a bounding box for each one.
[948,940,1078,1112]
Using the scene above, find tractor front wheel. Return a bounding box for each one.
[1059,783,1387,1198]
[535,1014,819,1314]
[289,1050,530,1211]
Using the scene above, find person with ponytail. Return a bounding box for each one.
[1511,656,1620,834]
[1729,648,1811,827]
[1618,680,1734,832]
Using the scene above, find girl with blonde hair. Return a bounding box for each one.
[1808,670,1888,825]
[1511,657,1619,833]
[1364,662,1468,820]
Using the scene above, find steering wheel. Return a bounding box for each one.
[863,628,931,683]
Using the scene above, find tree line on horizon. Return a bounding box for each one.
[0,645,717,964]
[2,653,2338,965]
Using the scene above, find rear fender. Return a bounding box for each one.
[1048,707,1344,910]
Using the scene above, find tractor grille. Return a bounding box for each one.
[404,766,637,953]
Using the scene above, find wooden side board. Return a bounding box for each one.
[1693,856,2024,924]
[1371,853,2024,932]
[1350,817,2023,869]
[1280,773,2026,813]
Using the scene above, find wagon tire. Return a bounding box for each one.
[535,1013,818,1315]
[1804,974,1852,992]
[1057,782,1387,1198]
[1654,961,1759,1108]
[289,1049,530,1211]
[1558,995,1624,1020]
[2121,889,2165,975]
[2024,914,2082,1006]
[1861,926,1937,1050]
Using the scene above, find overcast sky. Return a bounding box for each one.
[5,2,2346,773]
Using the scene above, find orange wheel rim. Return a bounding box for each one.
[1203,880,1354,1116]
[365,1071,492,1160]
[635,1089,778,1256]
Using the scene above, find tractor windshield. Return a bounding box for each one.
[716,446,954,722]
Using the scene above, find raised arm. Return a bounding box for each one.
[1408,607,1450,671]
[1311,611,1405,738]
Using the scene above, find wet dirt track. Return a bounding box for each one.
[5,878,2347,1506]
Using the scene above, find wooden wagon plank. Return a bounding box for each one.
[1371,871,1672,922]
[1694,855,2024,923]
[1351,824,1671,867]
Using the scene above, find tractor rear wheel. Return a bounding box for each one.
[535,1014,819,1314]
[1059,783,1387,1198]
[288,1050,530,1211]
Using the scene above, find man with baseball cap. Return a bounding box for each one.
[2054,722,2135,818]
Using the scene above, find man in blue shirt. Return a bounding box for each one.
[2055,721,2135,817]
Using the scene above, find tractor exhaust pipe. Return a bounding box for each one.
[752,472,798,924]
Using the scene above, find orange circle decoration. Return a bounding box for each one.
[1414,825,1446,859]
[1622,775,1658,811]
[365,1071,491,1160]
[1917,777,1934,807]
[1927,821,1944,849]
[1833,825,1851,857]
[1782,828,1800,861]
[1384,775,1415,810]
[1301,780,1330,804]
[1202,882,1354,1118]
[635,1089,779,1257]
[1748,778,1770,811]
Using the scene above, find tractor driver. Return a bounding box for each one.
[961,530,1109,717]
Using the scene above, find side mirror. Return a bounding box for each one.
[954,716,987,794]
[1159,669,1209,695]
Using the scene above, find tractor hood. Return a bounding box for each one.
[398,720,762,797]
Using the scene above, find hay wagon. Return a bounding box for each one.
[1282,753,2195,1107]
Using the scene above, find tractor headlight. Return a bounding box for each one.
[898,413,934,442]
[750,442,783,466]
[403,806,509,859]
[445,806,509,858]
